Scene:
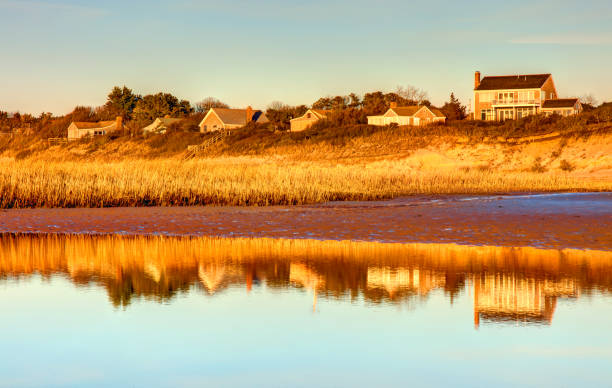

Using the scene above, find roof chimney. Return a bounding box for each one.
[474,71,481,89]
[116,116,123,131]
[246,106,254,123]
[389,101,398,109]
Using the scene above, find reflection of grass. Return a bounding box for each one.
[0,158,609,208]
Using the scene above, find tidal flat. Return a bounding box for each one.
[1,192,611,250]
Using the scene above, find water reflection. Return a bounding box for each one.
[1,233,611,328]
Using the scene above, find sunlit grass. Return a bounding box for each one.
[0,158,608,208]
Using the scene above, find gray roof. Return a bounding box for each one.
[142,117,183,132]
[542,98,579,109]
[476,74,551,91]
[212,108,268,125]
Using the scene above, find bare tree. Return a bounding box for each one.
[267,101,288,111]
[580,94,598,107]
[395,85,429,104]
[194,97,229,113]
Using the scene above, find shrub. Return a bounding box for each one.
[15,149,32,160]
[559,159,575,172]
[145,131,205,153]
[531,157,546,173]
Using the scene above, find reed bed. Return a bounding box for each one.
[0,158,609,208]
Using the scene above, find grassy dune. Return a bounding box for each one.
[1,117,610,208]
[0,157,609,208]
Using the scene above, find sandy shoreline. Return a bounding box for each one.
[1,192,610,251]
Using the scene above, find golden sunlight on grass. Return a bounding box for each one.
[0,158,609,208]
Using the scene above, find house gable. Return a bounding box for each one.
[541,76,558,100]
[310,109,331,119]
[414,106,436,120]
[290,109,327,131]
[199,109,226,132]
[383,109,399,118]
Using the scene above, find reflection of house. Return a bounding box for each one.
[472,274,579,328]
[142,117,183,134]
[67,117,123,139]
[290,263,324,290]
[289,109,330,131]
[198,106,268,132]
[144,262,162,283]
[367,267,445,297]
[290,263,324,311]
[198,263,227,294]
[541,98,582,117]
[197,262,245,294]
[367,102,446,126]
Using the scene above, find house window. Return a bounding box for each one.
[498,109,514,121]
[306,113,311,118]
[479,92,492,103]
[497,92,514,104]
[518,91,535,103]
[481,109,494,121]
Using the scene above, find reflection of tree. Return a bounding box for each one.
[0,234,611,326]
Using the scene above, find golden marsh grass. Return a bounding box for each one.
[1,157,609,208]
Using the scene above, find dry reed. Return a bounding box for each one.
[1,158,609,208]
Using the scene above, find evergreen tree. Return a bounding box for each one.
[440,92,467,120]
[104,86,140,119]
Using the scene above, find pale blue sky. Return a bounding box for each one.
[1,0,611,115]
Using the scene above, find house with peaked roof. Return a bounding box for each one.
[142,117,183,134]
[67,117,123,139]
[289,109,331,132]
[541,98,583,117]
[367,102,446,126]
[473,71,580,121]
[198,106,268,132]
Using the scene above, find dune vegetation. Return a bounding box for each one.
[1,103,611,208]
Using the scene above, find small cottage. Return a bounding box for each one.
[142,117,183,134]
[198,106,268,132]
[367,103,446,126]
[67,116,123,139]
[289,109,331,131]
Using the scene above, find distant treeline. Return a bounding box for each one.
[0,85,610,140]
[0,85,468,137]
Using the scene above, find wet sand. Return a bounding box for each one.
[1,193,611,250]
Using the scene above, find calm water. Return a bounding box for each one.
[1,234,611,387]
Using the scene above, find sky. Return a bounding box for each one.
[1,0,611,115]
